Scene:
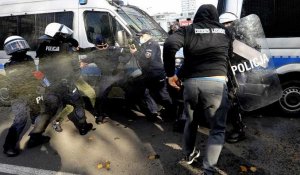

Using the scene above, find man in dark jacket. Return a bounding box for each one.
[79,35,125,123]
[163,5,231,175]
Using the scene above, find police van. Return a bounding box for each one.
[218,0,300,116]
[0,0,167,62]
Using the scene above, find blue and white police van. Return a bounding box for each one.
[218,0,300,116]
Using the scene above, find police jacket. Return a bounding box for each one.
[36,37,78,58]
[35,38,80,88]
[163,4,232,79]
[4,54,40,110]
[135,38,165,79]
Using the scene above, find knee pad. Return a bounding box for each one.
[74,106,86,121]
[67,106,86,126]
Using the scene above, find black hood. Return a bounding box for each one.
[193,4,219,23]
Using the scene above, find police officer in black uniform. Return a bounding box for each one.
[30,22,93,138]
[219,12,246,143]
[2,36,42,157]
[129,29,175,122]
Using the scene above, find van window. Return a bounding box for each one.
[0,11,73,50]
[217,0,226,16]
[84,11,130,46]
[241,0,300,37]
[117,6,168,42]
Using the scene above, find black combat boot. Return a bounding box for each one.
[159,104,177,122]
[3,128,20,157]
[95,115,104,124]
[226,129,246,143]
[79,122,93,135]
[3,147,19,157]
[146,113,160,122]
[226,120,246,143]
[226,106,246,143]
[27,133,50,148]
[173,119,186,133]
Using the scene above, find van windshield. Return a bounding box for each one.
[117,6,167,42]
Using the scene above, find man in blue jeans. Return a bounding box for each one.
[163,4,232,175]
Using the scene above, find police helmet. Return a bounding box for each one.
[219,12,238,24]
[43,22,73,38]
[4,36,30,55]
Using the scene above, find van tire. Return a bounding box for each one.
[278,80,300,117]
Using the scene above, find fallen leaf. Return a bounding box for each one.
[105,161,111,170]
[97,163,103,169]
[250,166,257,172]
[240,165,247,172]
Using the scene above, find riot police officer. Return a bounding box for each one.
[31,22,93,136]
[2,36,43,157]
[219,12,247,143]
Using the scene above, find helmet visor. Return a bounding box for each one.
[4,39,30,55]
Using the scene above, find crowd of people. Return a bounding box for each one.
[1,4,250,175]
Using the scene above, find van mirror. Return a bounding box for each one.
[117,30,128,46]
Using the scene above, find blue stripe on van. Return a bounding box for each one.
[270,57,300,69]
[0,64,4,69]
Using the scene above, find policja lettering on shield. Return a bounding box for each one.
[231,53,269,75]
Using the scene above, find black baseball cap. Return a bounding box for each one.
[95,35,106,45]
[136,29,151,36]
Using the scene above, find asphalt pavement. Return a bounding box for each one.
[0,105,299,175]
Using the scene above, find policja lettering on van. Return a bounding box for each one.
[231,53,269,75]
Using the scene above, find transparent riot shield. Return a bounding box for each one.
[230,14,282,111]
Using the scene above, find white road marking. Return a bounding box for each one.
[0,163,79,175]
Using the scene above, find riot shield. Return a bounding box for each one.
[230,14,282,111]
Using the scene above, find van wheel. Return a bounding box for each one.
[278,80,300,116]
